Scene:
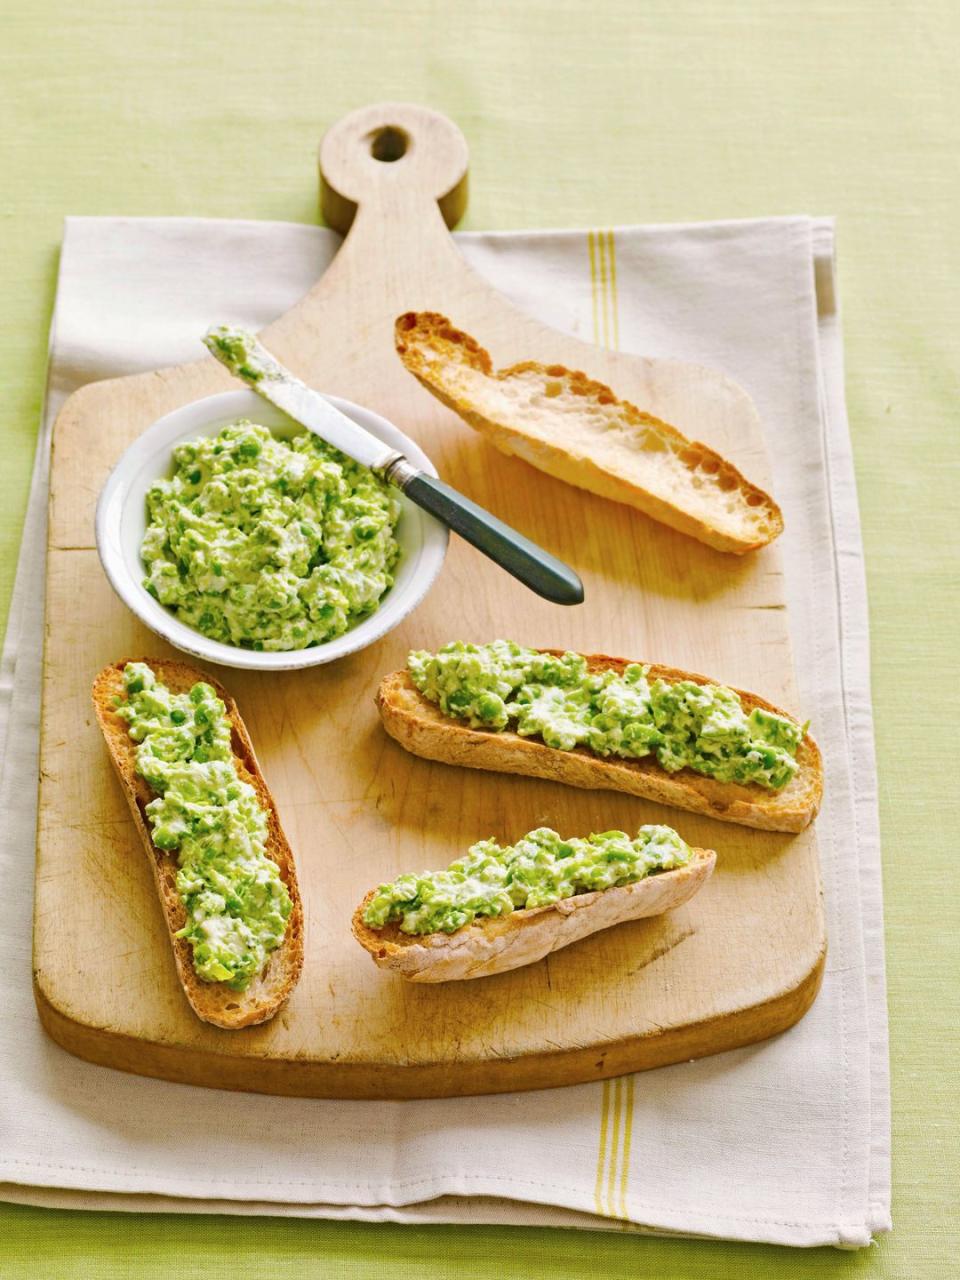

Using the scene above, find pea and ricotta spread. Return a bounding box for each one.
[363,824,692,935]
[141,421,401,651]
[409,641,804,790]
[117,662,292,989]
[204,326,275,384]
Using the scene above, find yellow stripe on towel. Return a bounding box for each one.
[594,1077,613,1216]
[588,227,635,1223]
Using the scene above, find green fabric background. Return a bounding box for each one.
[2,0,957,1274]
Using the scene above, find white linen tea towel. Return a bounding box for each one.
[0,214,890,1247]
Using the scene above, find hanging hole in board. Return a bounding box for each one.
[369,126,409,163]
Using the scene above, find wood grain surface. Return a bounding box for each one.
[33,103,825,1098]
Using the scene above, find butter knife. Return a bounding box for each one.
[204,326,584,606]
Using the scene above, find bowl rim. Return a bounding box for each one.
[95,388,448,671]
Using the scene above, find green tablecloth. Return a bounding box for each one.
[2,2,956,1275]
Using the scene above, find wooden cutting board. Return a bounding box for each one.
[34,103,825,1098]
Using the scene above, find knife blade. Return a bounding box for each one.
[204,326,394,472]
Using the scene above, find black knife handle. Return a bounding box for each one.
[400,471,584,606]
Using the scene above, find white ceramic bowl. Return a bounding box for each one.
[96,389,448,670]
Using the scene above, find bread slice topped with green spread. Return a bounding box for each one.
[354,824,715,982]
[377,642,822,833]
[394,311,783,554]
[93,659,303,1028]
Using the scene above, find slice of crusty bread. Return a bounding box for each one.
[395,311,783,555]
[352,847,716,982]
[92,659,304,1029]
[376,652,822,833]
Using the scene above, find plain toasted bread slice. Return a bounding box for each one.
[376,652,822,833]
[92,659,304,1029]
[352,847,716,982]
[395,311,783,554]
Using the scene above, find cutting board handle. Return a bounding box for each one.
[320,102,469,235]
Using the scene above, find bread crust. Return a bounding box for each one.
[376,652,822,833]
[352,847,716,982]
[92,659,304,1029]
[394,311,783,555]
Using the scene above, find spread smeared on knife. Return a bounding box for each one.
[204,325,281,384]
